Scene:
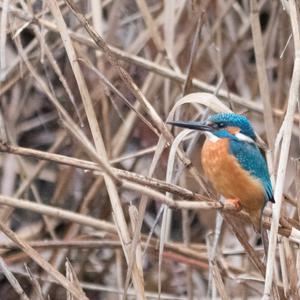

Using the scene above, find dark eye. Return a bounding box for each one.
[212,122,224,129]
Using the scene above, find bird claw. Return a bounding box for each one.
[227,198,242,211]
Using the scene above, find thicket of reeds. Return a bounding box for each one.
[0,0,299,299]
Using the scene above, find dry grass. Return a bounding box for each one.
[0,1,299,299]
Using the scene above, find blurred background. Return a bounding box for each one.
[0,0,299,299]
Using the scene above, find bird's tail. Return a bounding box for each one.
[249,207,270,259]
[249,200,268,233]
[249,209,262,233]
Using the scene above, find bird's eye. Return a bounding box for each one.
[212,122,224,129]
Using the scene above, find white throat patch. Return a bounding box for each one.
[204,132,220,143]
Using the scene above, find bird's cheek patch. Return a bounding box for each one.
[226,127,240,134]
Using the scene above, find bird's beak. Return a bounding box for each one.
[167,120,212,132]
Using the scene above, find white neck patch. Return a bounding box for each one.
[204,132,220,143]
[235,132,255,144]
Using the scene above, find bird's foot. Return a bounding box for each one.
[227,198,242,211]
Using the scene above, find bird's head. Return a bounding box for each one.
[168,113,256,143]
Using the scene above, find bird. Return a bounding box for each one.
[168,113,274,232]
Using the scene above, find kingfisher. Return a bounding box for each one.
[169,113,274,231]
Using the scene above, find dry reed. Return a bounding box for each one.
[0,1,299,299]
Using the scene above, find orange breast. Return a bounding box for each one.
[201,138,265,212]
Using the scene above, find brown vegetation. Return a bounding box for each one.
[0,1,299,299]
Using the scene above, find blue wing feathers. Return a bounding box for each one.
[212,129,274,203]
[229,139,274,203]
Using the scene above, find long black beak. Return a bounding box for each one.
[167,120,212,131]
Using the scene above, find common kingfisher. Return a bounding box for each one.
[169,113,274,231]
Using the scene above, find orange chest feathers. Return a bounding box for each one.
[201,138,265,212]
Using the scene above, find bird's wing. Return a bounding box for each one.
[229,140,274,203]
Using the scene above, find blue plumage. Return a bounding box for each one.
[210,116,274,204]
[208,113,256,140]
[229,139,274,203]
